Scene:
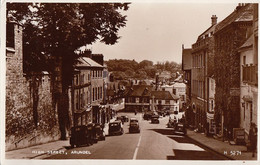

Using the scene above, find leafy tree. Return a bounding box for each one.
[7,3,129,139]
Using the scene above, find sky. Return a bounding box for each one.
[90,2,239,64]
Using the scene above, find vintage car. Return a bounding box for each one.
[121,115,129,122]
[173,122,187,135]
[143,111,154,120]
[129,118,140,133]
[94,123,106,141]
[116,116,123,121]
[70,124,95,148]
[109,121,124,136]
[151,115,160,124]
[157,110,166,117]
[167,119,175,128]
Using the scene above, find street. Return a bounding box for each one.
[46,112,228,160]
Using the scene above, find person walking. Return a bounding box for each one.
[249,122,257,157]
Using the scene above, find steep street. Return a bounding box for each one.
[46,112,228,160]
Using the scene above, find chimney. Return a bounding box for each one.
[211,15,217,26]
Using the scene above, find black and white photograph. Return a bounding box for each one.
[1,0,259,164]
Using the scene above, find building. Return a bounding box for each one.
[181,45,194,127]
[191,15,217,133]
[172,82,186,110]
[6,22,59,150]
[239,3,258,141]
[71,57,92,127]
[124,85,154,112]
[214,3,254,140]
[150,90,179,112]
[157,71,171,85]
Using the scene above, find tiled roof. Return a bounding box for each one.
[125,85,153,97]
[239,34,253,49]
[76,57,103,68]
[107,89,115,96]
[151,91,178,100]
[215,4,253,33]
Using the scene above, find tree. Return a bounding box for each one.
[7,3,129,140]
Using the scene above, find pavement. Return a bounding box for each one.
[186,129,258,160]
[5,116,117,159]
[4,115,258,160]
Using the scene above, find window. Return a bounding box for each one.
[92,88,95,101]
[7,23,15,48]
[250,103,253,122]
[243,56,246,65]
[173,88,176,95]
[165,100,170,104]
[100,87,103,99]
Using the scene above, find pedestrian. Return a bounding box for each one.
[249,122,257,157]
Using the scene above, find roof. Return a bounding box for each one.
[151,90,177,100]
[124,85,154,97]
[173,82,186,88]
[76,57,103,68]
[215,4,253,33]
[107,89,115,96]
[239,34,253,50]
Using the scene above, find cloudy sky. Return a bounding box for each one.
[90,2,239,64]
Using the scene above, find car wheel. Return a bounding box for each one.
[71,144,75,148]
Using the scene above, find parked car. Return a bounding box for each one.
[158,110,166,117]
[70,123,95,148]
[143,111,154,120]
[94,123,105,141]
[109,121,124,136]
[173,122,187,135]
[167,119,175,128]
[116,116,123,121]
[151,115,160,124]
[129,118,140,133]
[121,115,129,122]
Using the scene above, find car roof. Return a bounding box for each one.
[110,121,121,124]
[152,115,159,117]
[130,118,138,120]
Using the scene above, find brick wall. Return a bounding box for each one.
[5,23,59,151]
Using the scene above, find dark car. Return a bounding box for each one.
[94,123,105,141]
[157,110,166,117]
[129,118,140,133]
[143,111,154,120]
[109,121,124,136]
[70,124,94,148]
[151,115,160,124]
[116,116,123,121]
[167,119,176,128]
[121,115,129,122]
[174,123,187,135]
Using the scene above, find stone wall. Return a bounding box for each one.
[5,23,60,151]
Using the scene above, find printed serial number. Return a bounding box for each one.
[224,151,242,156]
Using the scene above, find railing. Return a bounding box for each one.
[242,64,258,85]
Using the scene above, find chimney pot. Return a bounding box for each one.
[211,15,218,26]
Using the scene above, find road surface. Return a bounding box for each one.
[46,112,228,160]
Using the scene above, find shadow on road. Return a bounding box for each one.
[149,128,175,135]
[167,136,191,143]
